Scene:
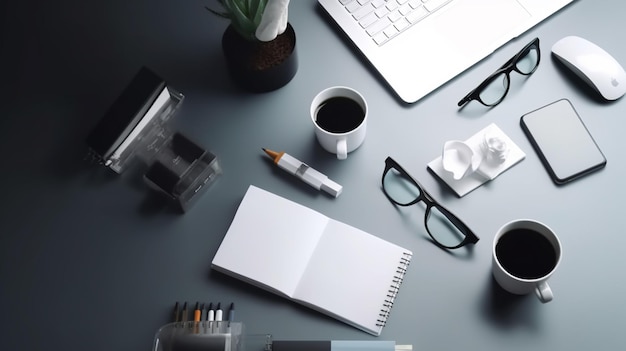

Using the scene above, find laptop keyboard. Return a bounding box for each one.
[341,0,454,45]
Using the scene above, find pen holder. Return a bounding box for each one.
[153,321,245,351]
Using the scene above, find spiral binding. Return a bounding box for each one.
[376,251,412,327]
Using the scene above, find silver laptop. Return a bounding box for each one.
[318,0,574,103]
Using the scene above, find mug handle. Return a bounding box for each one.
[535,281,553,303]
[336,139,347,160]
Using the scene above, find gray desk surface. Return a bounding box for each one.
[2,0,626,350]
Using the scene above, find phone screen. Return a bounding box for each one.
[520,99,606,184]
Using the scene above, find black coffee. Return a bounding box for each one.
[315,97,365,134]
[495,228,557,279]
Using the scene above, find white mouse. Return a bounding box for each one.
[551,36,626,100]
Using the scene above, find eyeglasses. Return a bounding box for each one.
[458,37,540,107]
[381,157,479,249]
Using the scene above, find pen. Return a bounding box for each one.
[194,302,202,333]
[194,302,202,322]
[173,302,180,323]
[215,302,223,322]
[213,303,224,333]
[207,302,215,322]
[202,302,210,333]
[228,302,235,322]
[227,302,235,331]
[181,302,188,323]
[262,148,343,197]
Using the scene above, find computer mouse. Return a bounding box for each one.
[551,36,626,100]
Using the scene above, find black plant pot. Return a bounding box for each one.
[222,23,298,92]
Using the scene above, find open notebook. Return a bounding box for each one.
[212,185,413,336]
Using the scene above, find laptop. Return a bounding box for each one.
[318,0,575,103]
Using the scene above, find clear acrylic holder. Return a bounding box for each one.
[153,322,272,351]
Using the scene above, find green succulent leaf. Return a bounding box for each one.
[251,0,267,26]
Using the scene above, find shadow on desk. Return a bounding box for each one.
[479,273,546,331]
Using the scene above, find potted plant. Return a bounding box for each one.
[207,0,298,92]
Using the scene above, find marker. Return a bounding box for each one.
[263,148,343,197]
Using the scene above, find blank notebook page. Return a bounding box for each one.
[212,185,412,335]
[212,186,328,297]
[293,219,410,334]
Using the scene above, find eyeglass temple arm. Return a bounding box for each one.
[432,202,477,237]
[446,211,479,242]
[458,90,475,107]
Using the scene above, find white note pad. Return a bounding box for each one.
[212,185,413,336]
[427,123,525,197]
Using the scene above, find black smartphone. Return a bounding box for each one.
[520,99,606,184]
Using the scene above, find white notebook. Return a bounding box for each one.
[211,185,413,336]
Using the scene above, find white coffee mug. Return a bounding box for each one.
[310,86,367,160]
[492,219,562,303]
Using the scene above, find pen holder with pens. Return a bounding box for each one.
[153,321,246,351]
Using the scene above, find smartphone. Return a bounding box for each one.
[520,99,606,184]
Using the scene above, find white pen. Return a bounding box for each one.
[215,302,223,322]
[207,303,214,320]
[263,148,343,197]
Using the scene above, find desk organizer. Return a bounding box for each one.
[153,321,245,351]
[86,67,221,211]
[153,323,274,351]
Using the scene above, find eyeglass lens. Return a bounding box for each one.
[425,207,468,248]
[382,167,420,205]
[383,167,469,248]
[479,44,539,106]
[515,44,540,74]
[478,73,510,106]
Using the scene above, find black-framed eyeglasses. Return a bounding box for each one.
[458,37,540,107]
[381,157,479,249]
